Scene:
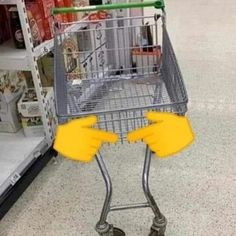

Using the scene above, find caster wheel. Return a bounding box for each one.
[113,227,126,236]
[149,229,165,236]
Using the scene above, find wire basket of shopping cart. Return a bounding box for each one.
[53,2,188,142]
[53,1,189,235]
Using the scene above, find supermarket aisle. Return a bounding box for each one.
[1,0,236,235]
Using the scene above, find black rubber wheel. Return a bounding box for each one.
[113,227,126,236]
[148,229,165,236]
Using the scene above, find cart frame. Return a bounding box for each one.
[53,1,188,235]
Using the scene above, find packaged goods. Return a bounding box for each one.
[43,17,54,40]
[26,1,45,46]
[17,87,52,117]
[63,0,76,22]
[21,116,44,137]
[17,87,56,137]
[0,71,27,133]
[0,6,11,44]
[54,0,68,23]
[9,7,25,49]
[0,71,27,102]
[36,0,55,19]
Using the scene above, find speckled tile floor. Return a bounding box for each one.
[1,0,236,235]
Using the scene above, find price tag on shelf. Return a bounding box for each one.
[10,172,21,186]
[34,40,54,59]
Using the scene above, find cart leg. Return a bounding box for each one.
[95,153,126,236]
[142,146,167,236]
[95,153,113,235]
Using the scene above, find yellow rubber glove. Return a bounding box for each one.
[54,116,118,162]
[127,111,194,158]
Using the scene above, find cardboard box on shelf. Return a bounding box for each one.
[0,71,25,132]
[0,71,27,102]
[64,0,76,22]
[17,87,57,137]
[17,87,53,117]
[21,116,44,137]
[43,16,54,40]
[26,1,45,46]
[0,88,22,133]
[36,0,55,19]
[54,0,68,23]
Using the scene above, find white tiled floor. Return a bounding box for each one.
[1,0,236,235]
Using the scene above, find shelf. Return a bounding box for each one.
[0,130,48,196]
[0,0,16,4]
[0,40,30,71]
[34,39,54,59]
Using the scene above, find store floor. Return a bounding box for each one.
[1,0,236,235]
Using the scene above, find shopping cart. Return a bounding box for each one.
[53,1,188,235]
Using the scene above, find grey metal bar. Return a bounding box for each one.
[142,146,163,219]
[110,202,150,212]
[95,153,112,226]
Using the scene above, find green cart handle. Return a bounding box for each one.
[52,0,165,15]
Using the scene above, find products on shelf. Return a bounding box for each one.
[36,0,55,19]
[1,0,90,48]
[54,0,68,23]
[26,1,45,46]
[0,91,22,133]
[0,71,27,133]
[21,116,44,137]
[9,7,26,49]
[35,0,55,40]
[43,16,54,40]
[17,87,57,137]
[64,0,76,22]
[0,6,11,45]
[18,87,48,117]
[0,70,27,102]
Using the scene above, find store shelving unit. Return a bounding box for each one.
[0,0,130,218]
[0,0,56,213]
